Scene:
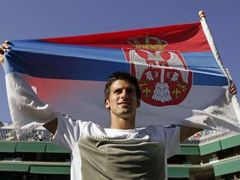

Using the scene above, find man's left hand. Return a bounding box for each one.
[230,83,237,95]
[0,40,11,64]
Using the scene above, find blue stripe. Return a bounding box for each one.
[3,40,228,86]
[183,52,228,85]
[4,50,129,81]
[192,70,227,86]
[183,52,225,75]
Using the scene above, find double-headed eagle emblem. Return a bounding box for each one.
[123,36,192,106]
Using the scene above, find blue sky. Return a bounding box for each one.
[0,0,239,122]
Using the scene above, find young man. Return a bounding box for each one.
[45,71,201,180]
[0,42,236,180]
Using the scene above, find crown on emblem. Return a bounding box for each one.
[128,35,168,50]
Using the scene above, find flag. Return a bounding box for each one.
[2,22,240,133]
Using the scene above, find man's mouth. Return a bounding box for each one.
[118,101,130,106]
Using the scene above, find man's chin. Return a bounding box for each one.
[120,108,132,114]
[118,110,134,118]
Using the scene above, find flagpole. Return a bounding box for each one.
[199,10,240,121]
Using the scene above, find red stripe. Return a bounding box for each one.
[43,22,210,52]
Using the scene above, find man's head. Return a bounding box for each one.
[104,72,141,125]
[104,71,141,102]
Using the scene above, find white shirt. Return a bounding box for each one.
[53,114,180,180]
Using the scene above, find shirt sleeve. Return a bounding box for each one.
[163,125,180,158]
[52,114,90,151]
[147,125,180,158]
[5,72,57,136]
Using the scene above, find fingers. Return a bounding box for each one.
[1,44,9,50]
[0,54,4,64]
[230,83,237,95]
[0,40,11,64]
[0,47,4,54]
[1,40,11,51]
[0,44,5,64]
[4,40,10,44]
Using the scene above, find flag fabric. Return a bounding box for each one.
[2,22,240,133]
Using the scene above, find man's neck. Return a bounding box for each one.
[110,116,135,129]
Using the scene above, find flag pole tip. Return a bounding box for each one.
[198,10,205,19]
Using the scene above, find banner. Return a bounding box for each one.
[3,22,240,132]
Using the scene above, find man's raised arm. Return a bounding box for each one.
[1,41,58,135]
[180,83,237,142]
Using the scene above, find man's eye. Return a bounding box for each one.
[126,89,135,95]
[127,89,133,94]
[114,89,121,94]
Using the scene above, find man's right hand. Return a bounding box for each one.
[0,41,10,64]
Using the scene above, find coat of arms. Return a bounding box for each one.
[123,36,192,106]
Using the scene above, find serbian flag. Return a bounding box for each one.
[2,22,240,134]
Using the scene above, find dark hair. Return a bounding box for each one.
[104,71,141,100]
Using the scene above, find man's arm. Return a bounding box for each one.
[1,41,58,135]
[43,118,58,134]
[180,126,202,143]
[180,83,238,143]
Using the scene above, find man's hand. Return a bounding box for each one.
[230,83,237,95]
[0,40,11,64]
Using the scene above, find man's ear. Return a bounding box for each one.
[105,99,110,110]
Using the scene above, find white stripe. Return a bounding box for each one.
[6,72,240,133]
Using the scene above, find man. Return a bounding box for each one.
[49,71,201,180]
[0,42,237,179]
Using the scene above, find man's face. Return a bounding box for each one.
[105,79,140,119]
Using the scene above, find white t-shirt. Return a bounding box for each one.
[53,114,180,180]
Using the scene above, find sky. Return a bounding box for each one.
[0,0,239,123]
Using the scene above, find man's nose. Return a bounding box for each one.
[120,89,129,99]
